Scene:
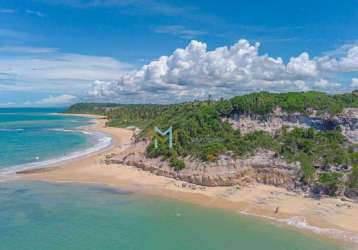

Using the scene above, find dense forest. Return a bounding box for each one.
[66,103,170,128]
[66,91,358,194]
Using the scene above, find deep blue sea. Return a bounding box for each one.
[0,108,111,174]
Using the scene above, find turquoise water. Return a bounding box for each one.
[0,108,95,170]
[0,109,352,249]
[0,181,346,250]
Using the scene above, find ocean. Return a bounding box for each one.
[0,108,111,174]
[0,108,350,250]
[0,181,347,250]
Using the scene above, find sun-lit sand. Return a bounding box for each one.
[18,114,358,246]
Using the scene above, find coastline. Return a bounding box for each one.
[0,114,113,177]
[15,114,358,247]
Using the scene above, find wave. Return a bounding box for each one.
[0,131,113,176]
[48,128,94,135]
[240,211,358,246]
[0,128,24,132]
[280,216,358,245]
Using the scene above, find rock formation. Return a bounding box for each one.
[107,139,300,189]
[223,107,358,143]
[337,108,358,143]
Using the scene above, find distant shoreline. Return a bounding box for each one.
[15,114,358,248]
[60,113,108,119]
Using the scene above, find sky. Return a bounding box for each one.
[0,0,358,106]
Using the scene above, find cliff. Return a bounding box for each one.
[106,139,300,189]
[224,107,358,143]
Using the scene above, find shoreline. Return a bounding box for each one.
[0,114,113,177]
[13,114,358,248]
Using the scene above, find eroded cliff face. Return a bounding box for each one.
[338,108,358,143]
[106,140,300,189]
[223,107,358,143]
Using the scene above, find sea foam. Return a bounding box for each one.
[240,211,358,245]
[0,131,112,176]
[280,216,358,245]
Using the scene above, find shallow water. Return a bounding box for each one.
[0,108,107,172]
[0,181,348,250]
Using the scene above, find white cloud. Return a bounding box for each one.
[3,40,358,104]
[287,52,318,77]
[0,46,57,53]
[88,40,358,102]
[313,79,341,90]
[340,46,358,71]
[35,94,77,106]
[318,46,358,72]
[88,39,354,103]
[87,80,120,98]
[314,79,329,88]
[153,25,207,39]
[351,78,358,89]
[39,0,187,17]
[25,9,45,17]
[0,101,15,107]
[0,47,132,94]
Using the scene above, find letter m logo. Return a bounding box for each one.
[154,126,173,149]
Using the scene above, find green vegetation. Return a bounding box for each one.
[66,103,169,129]
[349,165,358,188]
[170,156,185,171]
[144,102,276,163]
[65,103,118,114]
[318,172,343,196]
[348,151,358,188]
[106,104,170,128]
[299,159,316,184]
[279,127,354,183]
[65,91,358,195]
[66,91,358,124]
[227,91,358,116]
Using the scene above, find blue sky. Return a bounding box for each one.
[0,0,357,106]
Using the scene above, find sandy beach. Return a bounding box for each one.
[17,114,358,246]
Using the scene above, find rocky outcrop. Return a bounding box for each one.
[337,108,358,143]
[223,107,358,143]
[106,140,300,189]
[223,107,329,136]
[125,126,142,136]
[344,188,358,199]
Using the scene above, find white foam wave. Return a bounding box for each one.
[49,128,94,135]
[280,216,358,245]
[0,131,112,176]
[0,128,24,132]
[81,131,93,135]
[49,128,74,132]
[240,211,358,245]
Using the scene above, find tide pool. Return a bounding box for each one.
[0,181,347,250]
